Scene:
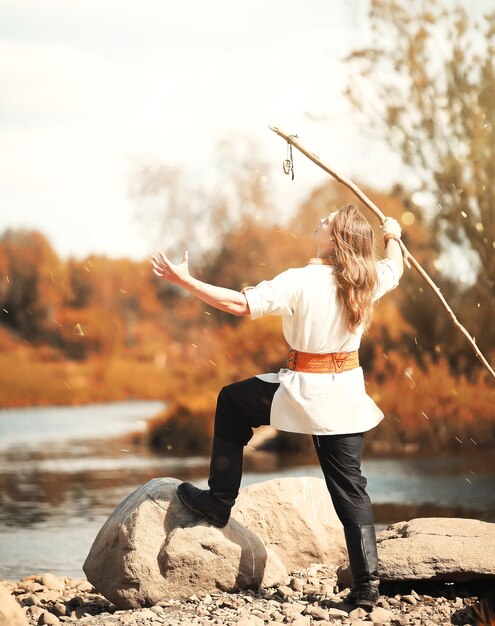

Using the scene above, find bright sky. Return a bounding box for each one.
[0,0,409,260]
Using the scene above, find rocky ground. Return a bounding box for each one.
[3,567,494,626]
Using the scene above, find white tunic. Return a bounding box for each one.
[244,259,401,435]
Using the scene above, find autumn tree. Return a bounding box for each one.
[0,229,68,338]
[66,259,94,308]
[345,0,495,365]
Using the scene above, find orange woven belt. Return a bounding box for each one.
[287,349,359,373]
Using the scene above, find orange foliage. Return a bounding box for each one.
[53,306,125,359]
[365,352,495,451]
[1,178,494,454]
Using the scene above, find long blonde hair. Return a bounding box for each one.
[331,205,378,332]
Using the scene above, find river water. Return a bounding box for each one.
[0,401,494,581]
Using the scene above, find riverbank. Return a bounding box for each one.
[3,322,495,453]
[2,402,495,582]
[4,567,492,626]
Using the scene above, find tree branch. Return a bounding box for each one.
[269,125,495,380]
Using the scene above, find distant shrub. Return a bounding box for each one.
[148,390,218,454]
[52,307,125,360]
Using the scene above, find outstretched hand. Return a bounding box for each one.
[151,251,191,286]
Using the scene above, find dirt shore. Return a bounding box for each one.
[4,565,493,626]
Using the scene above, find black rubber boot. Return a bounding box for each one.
[344,524,380,610]
[177,437,244,528]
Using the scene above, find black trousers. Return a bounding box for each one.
[214,377,374,527]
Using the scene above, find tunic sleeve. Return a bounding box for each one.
[244,269,297,320]
[373,259,401,301]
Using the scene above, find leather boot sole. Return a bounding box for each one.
[346,587,379,611]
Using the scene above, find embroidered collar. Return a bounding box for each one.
[308,257,332,266]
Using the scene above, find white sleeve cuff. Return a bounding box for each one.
[244,287,264,320]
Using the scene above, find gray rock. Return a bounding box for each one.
[368,606,394,623]
[276,585,293,599]
[338,517,495,585]
[290,578,304,593]
[309,605,332,620]
[19,582,44,594]
[327,606,349,617]
[74,580,93,592]
[251,609,271,621]
[25,606,43,622]
[18,593,37,607]
[269,610,284,622]
[35,591,60,603]
[0,583,29,626]
[282,602,306,617]
[319,583,335,597]
[135,608,156,618]
[291,617,311,626]
[50,603,66,617]
[235,617,264,626]
[349,607,368,619]
[401,594,417,605]
[376,597,391,610]
[37,611,60,626]
[39,574,65,592]
[83,477,287,608]
[233,477,346,573]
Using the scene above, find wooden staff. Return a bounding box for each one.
[269,125,495,380]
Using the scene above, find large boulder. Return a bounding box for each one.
[338,517,495,586]
[233,477,346,572]
[0,583,29,626]
[83,477,287,608]
[84,476,346,609]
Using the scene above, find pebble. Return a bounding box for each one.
[51,602,67,617]
[37,611,61,625]
[236,617,263,626]
[369,606,394,623]
[40,574,65,593]
[270,609,284,618]
[349,607,368,619]
[320,583,335,596]
[290,617,311,626]
[20,593,38,606]
[276,585,293,600]
[376,597,391,610]
[26,606,44,621]
[327,607,349,617]
[303,604,330,620]
[136,608,157,618]
[290,578,304,593]
[74,580,94,592]
[282,602,306,616]
[401,594,417,605]
[5,567,489,626]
